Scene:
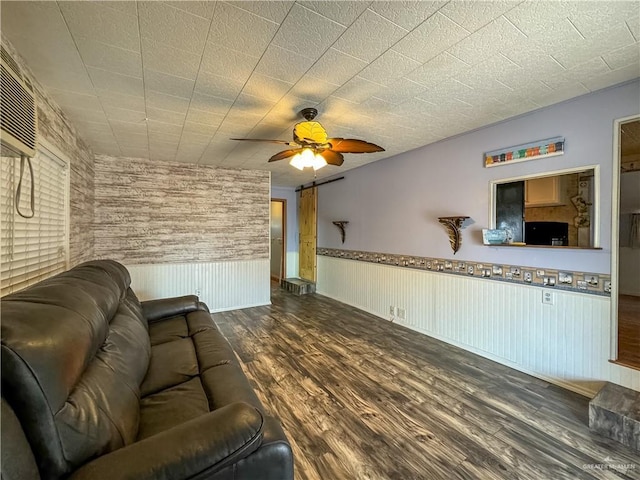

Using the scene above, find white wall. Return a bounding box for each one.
[271,186,299,278]
[316,81,640,395]
[317,256,639,397]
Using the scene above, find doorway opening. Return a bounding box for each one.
[612,116,640,370]
[270,199,286,283]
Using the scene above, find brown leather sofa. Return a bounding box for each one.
[1,260,293,480]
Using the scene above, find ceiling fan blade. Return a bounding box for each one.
[268,148,303,162]
[230,138,292,145]
[320,150,344,166]
[327,138,385,153]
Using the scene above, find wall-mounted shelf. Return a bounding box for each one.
[332,221,349,244]
[483,244,602,250]
[437,216,469,254]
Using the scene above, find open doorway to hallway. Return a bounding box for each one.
[270,199,286,283]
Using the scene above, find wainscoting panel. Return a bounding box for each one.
[317,256,640,396]
[127,259,270,313]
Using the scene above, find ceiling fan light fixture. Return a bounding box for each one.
[289,148,327,171]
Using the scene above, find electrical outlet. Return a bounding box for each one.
[397,308,406,320]
[389,305,396,316]
[543,276,556,286]
[542,291,554,305]
[536,269,545,277]
[511,267,521,277]
[195,289,201,297]
[467,265,474,275]
[524,271,533,283]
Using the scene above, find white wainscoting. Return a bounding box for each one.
[126,259,270,313]
[317,256,640,397]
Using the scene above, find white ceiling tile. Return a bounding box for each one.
[550,23,636,70]
[59,1,140,51]
[582,63,640,92]
[110,120,148,136]
[501,46,566,80]
[200,42,260,80]
[80,130,117,144]
[369,1,446,30]
[139,1,210,55]
[209,3,279,57]
[503,1,574,37]
[179,131,212,145]
[120,146,150,159]
[104,2,139,16]
[331,77,386,104]
[96,89,146,112]
[103,105,146,123]
[543,57,611,91]
[162,1,216,19]
[602,42,640,71]
[185,109,226,127]
[195,70,245,100]
[533,83,590,108]
[627,18,640,41]
[146,90,190,115]
[242,74,293,102]
[190,92,234,115]
[49,89,103,111]
[63,106,109,124]
[290,75,339,103]
[394,12,469,64]
[76,120,112,134]
[439,1,520,33]
[227,1,294,23]
[254,45,316,83]
[114,132,148,147]
[231,93,277,117]
[87,67,144,96]
[359,50,421,86]
[76,38,142,78]
[144,69,195,98]
[372,78,427,105]
[141,38,202,79]
[404,52,470,88]
[147,119,183,135]
[447,16,526,66]
[306,48,368,85]
[415,79,474,106]
[149,130,181,144]
[176,144,208,163]
[184,121,218,135]
[271,4,346,58]
[145,106,186,125]
[567,2,640,38]
[333,8,408,63]
[299,1,369,27]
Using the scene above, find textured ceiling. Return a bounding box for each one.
[2,1,639,187]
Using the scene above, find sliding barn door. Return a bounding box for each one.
[298,187,317,282]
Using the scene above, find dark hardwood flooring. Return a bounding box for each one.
[618,295,640,369]
[214,286,639,480]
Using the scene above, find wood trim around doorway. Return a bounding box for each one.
[270,198,287,282]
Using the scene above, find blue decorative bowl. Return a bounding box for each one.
[482,229,508,245]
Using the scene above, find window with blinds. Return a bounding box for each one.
[1,146,68,296]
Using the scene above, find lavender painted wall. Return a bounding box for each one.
[318,81,640,274]
[271,186,299,278]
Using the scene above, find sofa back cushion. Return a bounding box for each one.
[1,260,151,479]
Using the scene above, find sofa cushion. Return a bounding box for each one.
[140,338,198,397]
[1,260,150,479]
[138,377,211,440]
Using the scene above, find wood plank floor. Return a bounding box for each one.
[618,294,640,369]
[214,286,640,480]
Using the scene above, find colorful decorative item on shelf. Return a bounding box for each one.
[332,221,349,244]
[437,216,469,254]
[484,136,564,167]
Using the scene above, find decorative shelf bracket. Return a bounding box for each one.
[437,216,469,255]
[332,221,349,244]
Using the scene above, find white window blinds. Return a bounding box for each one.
[1,146,68,296]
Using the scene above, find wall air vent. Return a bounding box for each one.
[1,45,37,158]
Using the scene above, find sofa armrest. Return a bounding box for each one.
[69,402,264,480]
[141,295,204,323]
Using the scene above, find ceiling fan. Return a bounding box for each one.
[231,108,384,170]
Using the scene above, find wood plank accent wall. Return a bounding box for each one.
[317,255,640,397]
[94,155,269,264]
[1,35,95,266]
